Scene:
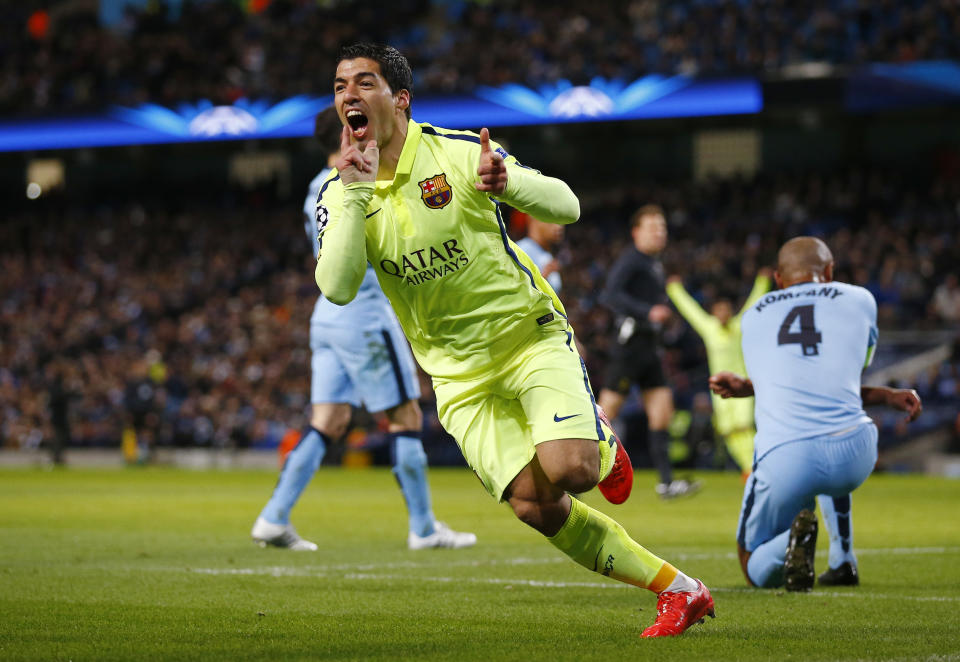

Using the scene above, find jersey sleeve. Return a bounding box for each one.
[313,177,371,305]
[303,170,334,259]
[863,288,879,368]
[666,280,713,336]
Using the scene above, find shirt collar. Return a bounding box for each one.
[393,119,420,179]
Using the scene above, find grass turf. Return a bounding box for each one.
[1,466,958,661]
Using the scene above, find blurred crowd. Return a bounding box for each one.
[1,167,957,457]
[3,0,960,115]
[0,200,314,454]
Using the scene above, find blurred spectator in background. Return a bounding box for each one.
[932,274,960,323]
[1,167,956,458]
[2,1,959,115]
[44,358,75,465]
[124,356,160,463]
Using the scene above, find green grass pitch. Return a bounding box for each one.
[1,466,958,661]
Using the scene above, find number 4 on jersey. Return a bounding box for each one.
[777,304,822,356]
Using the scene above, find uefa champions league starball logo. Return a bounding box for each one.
[111,96,330,140]
[475,75,692,120]
[188,106,259,137]
[547,87,615,117]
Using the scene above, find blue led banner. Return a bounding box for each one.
[846,61,960,111]
[0,76,762,152]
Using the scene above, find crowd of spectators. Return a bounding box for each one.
[1,166,957,459]
[2,0,960,115]
[0,198,314,454]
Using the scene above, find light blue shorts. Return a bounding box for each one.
[309,314,421,412]
[737,422,878,552]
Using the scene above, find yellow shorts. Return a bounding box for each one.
[433,322,608,501]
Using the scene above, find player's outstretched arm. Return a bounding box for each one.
[709,371,755,398]
[476,127,579,225]
[666,275,712,335]
[315,128,378,304]
[861,386,923,422]
[736,267,773,319]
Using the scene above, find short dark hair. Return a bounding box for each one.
[630,204,665,228]
[314,106,342,156]
[337,43,413,119]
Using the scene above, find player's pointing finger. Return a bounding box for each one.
[479,127,491,154]
[341,125,352,152]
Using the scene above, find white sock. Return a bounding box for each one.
[663,571,699,593]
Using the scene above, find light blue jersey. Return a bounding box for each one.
[303,168,420,409]
[741,281,878,458]
[304,168,395,327]
[256,168,443,540]
[516,237,561,293]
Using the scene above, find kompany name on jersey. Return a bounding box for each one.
[753,285,843,313]
[378,238,470,286]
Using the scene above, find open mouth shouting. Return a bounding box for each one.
[346,109,370,141]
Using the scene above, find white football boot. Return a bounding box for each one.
[251,516,318,551]
[407,521,477,550]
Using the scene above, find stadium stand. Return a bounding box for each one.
[1,167,956,459]
[1,1,956,468]
[1,0,959,114]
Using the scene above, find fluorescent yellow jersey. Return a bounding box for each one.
[314,120,580,379]
[666,274,771,377]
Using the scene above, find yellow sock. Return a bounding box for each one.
[548,496,678,593]
[597,422,616,482]
[725,428,756,473]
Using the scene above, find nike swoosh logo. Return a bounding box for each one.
[366,209,382,218]
[554,413,581,422]
[592,546,603,572]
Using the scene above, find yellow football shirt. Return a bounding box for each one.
[666,274,771,377]
[314,120,580,379]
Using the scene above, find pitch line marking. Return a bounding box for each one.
[183,568,960,602]
[181,545,960,576]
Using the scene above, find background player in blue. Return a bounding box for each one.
[709,237,921,591]
[516,215,563,294]
[251,107,476,551]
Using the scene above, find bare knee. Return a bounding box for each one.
[505,459,572,537]
[643,388,674,430]
[551,457,599,494]
[310,403,352,440]
[508,495,569,537]
[537,439,600,494]
[384,398,422,432]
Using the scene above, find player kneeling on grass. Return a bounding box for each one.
[313,42,715,637]
[710,237,922,591]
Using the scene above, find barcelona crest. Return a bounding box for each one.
[418,173,453,209]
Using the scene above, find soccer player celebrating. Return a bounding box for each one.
[710,237,922,591]
[314,43,714,637]
[666,269,772,477]
[251,107,476,552]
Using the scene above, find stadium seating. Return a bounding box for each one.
[1,168,956,454]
